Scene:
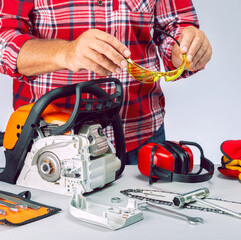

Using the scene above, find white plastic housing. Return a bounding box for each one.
[17,123,121,195]
[69,194,143,230]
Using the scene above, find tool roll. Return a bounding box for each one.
[0,190,61,226]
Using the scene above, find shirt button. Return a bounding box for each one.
[97,0,103,6]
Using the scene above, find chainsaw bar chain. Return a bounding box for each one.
[121,189,172,206]
[120,189,241,215]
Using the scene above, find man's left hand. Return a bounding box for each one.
[172,26,212,71]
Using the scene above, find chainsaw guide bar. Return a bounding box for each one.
[121,189,241,215]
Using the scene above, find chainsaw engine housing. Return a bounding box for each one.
[17,121,120,195]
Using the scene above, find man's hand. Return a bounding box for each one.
[62,29,130,76]
[171,26,212,71]
[17,29,130,77]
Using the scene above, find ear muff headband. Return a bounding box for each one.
[162,141,190,174]
[158,142,183,173]
[148,141,214,183]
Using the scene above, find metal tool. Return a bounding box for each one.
[111,197,122,203]
[0,199,27,212]
[138,202,204,225]
[0,193,40,210]
[0,209,5,215]
[173,188,241,220]
[173,188,210,207]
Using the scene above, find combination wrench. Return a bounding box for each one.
[0,199,27,212]
[138,202,204,225]
[0,193,40,210]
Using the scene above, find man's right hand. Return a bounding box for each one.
[62,29,131,76]
[17,29,131,77]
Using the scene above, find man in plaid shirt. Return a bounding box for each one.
[0,0,212,164]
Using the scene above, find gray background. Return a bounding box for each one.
[0,0,240,166]
[162,0,241,163]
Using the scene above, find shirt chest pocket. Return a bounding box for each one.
[124,0,156,13]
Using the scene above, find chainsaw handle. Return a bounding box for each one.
[50,79,122,135]
[31,78,122,123]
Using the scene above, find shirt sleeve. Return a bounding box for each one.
[0,0,36,80]
[153,0,200,78]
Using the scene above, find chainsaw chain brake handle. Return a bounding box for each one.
[0,78,126,183]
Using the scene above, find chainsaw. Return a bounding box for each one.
[0,78,126,196]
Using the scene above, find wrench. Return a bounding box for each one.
[138,202,204,225]
[0,193,40,210]
[173,188,241,220]
[0,199,27,212]
[193,196,241,220]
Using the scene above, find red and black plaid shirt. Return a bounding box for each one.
[0,0,199,152]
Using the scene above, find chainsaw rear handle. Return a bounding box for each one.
[0,78,126,183]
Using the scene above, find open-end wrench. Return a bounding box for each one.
[138,202,204,225]
[0,199,27,212]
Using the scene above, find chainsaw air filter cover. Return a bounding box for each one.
[138,141,214,183]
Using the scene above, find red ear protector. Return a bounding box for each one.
[138,141,214,183]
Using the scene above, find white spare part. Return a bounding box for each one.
[69,194,144,230]
[16,122,121,196]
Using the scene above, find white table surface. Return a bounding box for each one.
[0,165,240,240]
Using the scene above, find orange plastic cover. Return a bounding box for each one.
[3,103,71,150]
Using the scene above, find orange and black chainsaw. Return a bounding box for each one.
[0,78,126,195]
